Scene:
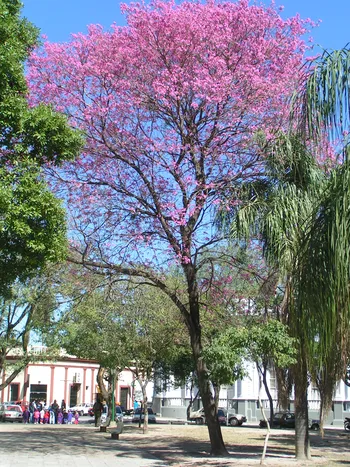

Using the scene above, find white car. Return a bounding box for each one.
[0,403,23,422]
[69,403,93,416]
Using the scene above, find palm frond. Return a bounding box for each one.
[292,46,350,142]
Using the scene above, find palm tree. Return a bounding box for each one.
[222,47,350,460]
[292,47,350,457]
[226,135,325,458]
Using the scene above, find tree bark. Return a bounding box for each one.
[258,368,270,465]
[141,382,149,433]
[183,263,228,457]
[197,368,228,456]
[294,355,310,460]
[275,367,291,411]
[261,363,275,425]
[190,322,228,456]
[97,366,110,402]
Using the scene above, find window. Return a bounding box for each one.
[237,380,242,397]
[269,368,276,391]
[344,402,350,412]
[10,383,19,401]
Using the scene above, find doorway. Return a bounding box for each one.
[120,387,129,409]
[70,384,81,406]
[30,384,47,403]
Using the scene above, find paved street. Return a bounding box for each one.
[0,422,168,467]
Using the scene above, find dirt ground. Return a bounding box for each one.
[119,423,350,466]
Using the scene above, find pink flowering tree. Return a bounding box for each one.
[28,0,309,455]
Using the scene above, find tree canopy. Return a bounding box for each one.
[0,0,83,294]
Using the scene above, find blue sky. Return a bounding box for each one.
[22,0,348,52]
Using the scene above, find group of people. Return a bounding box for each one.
[22,399,79,425]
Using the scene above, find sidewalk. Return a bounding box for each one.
[0,423,168,467]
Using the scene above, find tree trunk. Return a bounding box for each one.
[261,363,274,425]
[183,264,228,456]
[275,367,291,411]
[187,389,199,420]
[258,367,270,465]
[97,366,110,404]
[199,373,228,456]
[141,382,148,433]
[294,355,310,460]
[191,329,228,456]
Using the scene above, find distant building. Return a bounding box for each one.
[1,347,136,409]
[2,348,350,426]
[152,361,350,427]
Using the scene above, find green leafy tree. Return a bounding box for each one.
[0,268,62,390]
[245,319,297,464]
[0,0,82,390]
[0,0,82,294]
[47,276,190,432]
[0,163,69,291]
[201,328,247,409]
[246,320,297,422]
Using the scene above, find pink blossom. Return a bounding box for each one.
[27,0,310,294]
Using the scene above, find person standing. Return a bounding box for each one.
[93,398,103,427]
[39,407,45,424]
[67,410,73,424]
[57,409,63,424]
[29,401,35,423]
[22,408,30,424]
[33,408,40,424]
[51,399,59,424]
[61,399,66,411]
[44,410,50,424]
[49,406,55,424]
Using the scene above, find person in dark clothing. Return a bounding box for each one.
[61,399,66,410]
[22,408,30,424]
[93,399,104,427]
[51,399,59,424]
[29,400,36,423]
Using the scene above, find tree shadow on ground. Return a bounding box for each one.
[0,425,163,463]
[1,423,349,466]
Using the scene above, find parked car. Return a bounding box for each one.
[218,408,247,427]
[0,404,23,422]
[69,403,93,416]
[188,407,205,424]
[259,411,320,430]
[309,419,321,431]
[132,408,156,424]
[189,407,246,426]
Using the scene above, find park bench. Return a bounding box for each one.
[110,421,124,440]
